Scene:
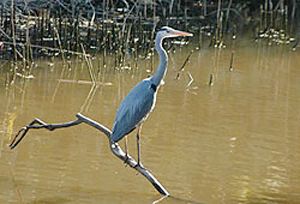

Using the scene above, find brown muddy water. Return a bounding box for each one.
[1,40,300,204]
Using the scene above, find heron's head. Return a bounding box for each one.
[157,26,193,39]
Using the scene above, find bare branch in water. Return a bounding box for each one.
[9,113,169,196]
[175,50,193,80]
[209,74,214,86]
[229,51,234,71]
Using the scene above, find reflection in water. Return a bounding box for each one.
[1,40,300,204]
[6,112,17,140]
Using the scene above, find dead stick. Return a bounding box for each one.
[229,51,234,71]
[175,50,193,80]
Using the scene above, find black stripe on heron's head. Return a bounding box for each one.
[158,28,168,32]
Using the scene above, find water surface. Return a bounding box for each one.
[0,40,300,204]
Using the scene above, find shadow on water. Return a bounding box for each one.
[159,189,300,204]
[166,195,206,204]
[28,197,71,204]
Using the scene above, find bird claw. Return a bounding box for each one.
[135,164,151,176]
[134,162,149,172]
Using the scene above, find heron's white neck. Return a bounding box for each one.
[150,35,168,87]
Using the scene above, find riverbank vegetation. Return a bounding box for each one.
[0,0,299,84]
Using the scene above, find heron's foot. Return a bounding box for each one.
[134,162,149,172]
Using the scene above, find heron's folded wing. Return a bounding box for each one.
[111,80,155,142]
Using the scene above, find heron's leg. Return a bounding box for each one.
[124,136,129,163]
[125,136,128,156]
[136,125,142,166]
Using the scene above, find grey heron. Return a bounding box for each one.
[111,26,193,167]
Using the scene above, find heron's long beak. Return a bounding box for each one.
[172,30,193,37]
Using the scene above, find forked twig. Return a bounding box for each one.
[9,113,169,196]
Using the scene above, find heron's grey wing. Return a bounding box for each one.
[111,80,156,142]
